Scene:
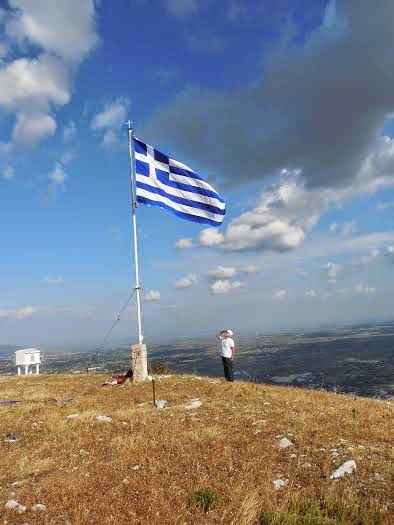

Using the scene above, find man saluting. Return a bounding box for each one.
[216,329,236,382]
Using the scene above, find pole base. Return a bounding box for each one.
[131,344,148,383]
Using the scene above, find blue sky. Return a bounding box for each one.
[1,0,394,348]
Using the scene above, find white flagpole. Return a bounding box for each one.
[127,121,143,345]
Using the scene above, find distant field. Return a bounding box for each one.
[1,323,393,398]
[0,374,392,524]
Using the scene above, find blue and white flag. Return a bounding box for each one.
[133,137,226,226]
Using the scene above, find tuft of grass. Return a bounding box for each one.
[190,487,221,512]
[260,495,383,525]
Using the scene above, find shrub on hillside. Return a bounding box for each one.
[148,361,172,375]
[189,488,221,513]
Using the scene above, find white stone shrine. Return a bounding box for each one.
[15,348,41,375]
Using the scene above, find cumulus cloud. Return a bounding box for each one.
[272,289,287,301]
[323,262,342,283]
[5,0,98,62]
[241,264,260,274]
[353,283,376,294]
[41,276,64,285]
[166,0,197,17]
[377,202,394,211]
[143,1,394,192]
[63,120,76,142]
[354,249,380,269]
[207,265,237,280]
[386,246,394,262]
[305,289,317,298]
[145,290,161,301]
[174,273,198,289]
[210,279,243,295]
[91,98,129,147]
[0,306,36,319]
[47,162,67,200]
[174,237,194,249]
[2,165,14,180]
[0,1,98,148]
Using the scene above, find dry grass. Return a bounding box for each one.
[0,373,392,524]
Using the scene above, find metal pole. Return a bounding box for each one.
[127,121,143,345]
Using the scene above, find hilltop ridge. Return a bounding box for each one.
[0,373,392,524]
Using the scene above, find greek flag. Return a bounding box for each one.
[133,138,226,226]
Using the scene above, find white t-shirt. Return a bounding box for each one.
[220,337,235,358]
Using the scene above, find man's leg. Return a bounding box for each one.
[221,356,229,380]
[227,358,234,382]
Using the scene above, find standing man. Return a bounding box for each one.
[216,329,236,382]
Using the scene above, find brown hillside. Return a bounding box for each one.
[0,373,392,524]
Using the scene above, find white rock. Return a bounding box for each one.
[32,503,46,511]
[132,464,142,470]
[273,479,287,490]
[5,499,27,513]
[330,460,357,479]
[279,437,294,449]
[146,375,153,381]
[184,399,203,410]
[96,415,112,422]
[373,472,382,480]
[66,413,80,419]
[155,399,167,409]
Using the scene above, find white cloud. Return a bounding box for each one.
[272,289,287,301]
[242,264,260,274]
[166,0,197,17]
[386,245,394,262]
[41,276,64,285]
[329,222,338,233]
[2,165,14,179]
[354,249,379,268]
[91,98,129,147]
[0,1,98,149]
[175,273,198,289]
[145,290,161,301]
[49,163,67,186]
[174,237,194,249]
[0,306,36,319]
[199,228,224,247]
[210,279,243,295]
[63,120,76,142]
[323,262,342,283]
[341,221,358,237]
[5,0,98,62]
[305,289,317,297]
[377,201,394,211]
[12,111,56,146]
[207,265,237,280]
[353,283,376,294]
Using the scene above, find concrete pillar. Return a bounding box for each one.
[24,365,29,375]
[36,363,40,375]
[131,344,148,383]
[17,366,21,376]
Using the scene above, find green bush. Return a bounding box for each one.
[190,488,220,513]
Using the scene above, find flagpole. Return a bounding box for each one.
[127,121,143,345]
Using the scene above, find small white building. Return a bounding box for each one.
[15,348,41,375]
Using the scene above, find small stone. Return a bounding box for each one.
[123,478,130,484]
[290,453,297,458]
[132,464,142,470]
[330,460,356,479]
[273,479,287,490]
[5,434,21,443]
[184,399,202,410]
[5,499,27,513]
[32,503,46,512]
[154,400,167,409]
[96,415,112,422]
[279,437,294,449]
[264,402,271,406]
[373,472,382,480]
[66,413,80,419]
